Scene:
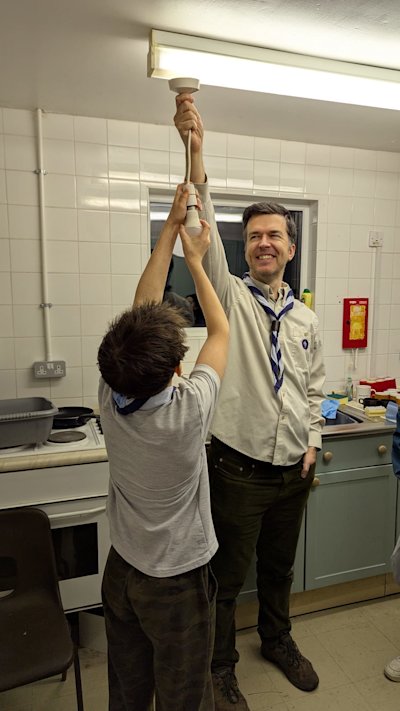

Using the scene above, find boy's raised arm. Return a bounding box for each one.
[133,185,188,307]
[180,224,229,380]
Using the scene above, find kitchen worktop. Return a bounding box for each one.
[0,447,108,474]
[322,404,396,439]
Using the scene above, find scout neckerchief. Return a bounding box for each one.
[243,273,294,394]
[113,386,175,415]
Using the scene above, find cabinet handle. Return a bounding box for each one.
[311,477,320,488]
[323,451,333,463]
[377,445,387,455]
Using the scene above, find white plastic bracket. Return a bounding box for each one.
[168,77,200,94]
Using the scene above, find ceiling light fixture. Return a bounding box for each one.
[149,29,400,111]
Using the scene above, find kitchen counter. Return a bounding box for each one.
[322,404,396,438]
[0,447,108,473]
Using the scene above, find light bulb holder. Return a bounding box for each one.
[169,77,200,94]
[184,208,202,237]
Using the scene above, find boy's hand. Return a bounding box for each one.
[180,220,210,264]
[166,183,189,227]
[174,94,204,153]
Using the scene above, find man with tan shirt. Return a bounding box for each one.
[174,96,325,710]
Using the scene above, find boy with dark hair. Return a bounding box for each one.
[98,183,229,711]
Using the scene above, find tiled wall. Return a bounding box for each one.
[0,106,399,407]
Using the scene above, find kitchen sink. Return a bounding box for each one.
[324,410,363,426]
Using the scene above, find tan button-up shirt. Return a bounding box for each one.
[198,182,326,466]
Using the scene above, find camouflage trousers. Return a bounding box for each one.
[101,546,216,711]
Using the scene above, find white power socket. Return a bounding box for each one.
[369,231,383,247]
[33,360,66,378]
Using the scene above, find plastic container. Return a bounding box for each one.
[0,397,58,448]
[301,289,313,308]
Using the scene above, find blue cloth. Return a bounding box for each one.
[393,408,400,479]
[321,399,340,419]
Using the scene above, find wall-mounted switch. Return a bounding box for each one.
[369,231,383,247]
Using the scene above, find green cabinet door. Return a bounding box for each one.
[305,463,397,590]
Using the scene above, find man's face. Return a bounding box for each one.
[244,213,296,285]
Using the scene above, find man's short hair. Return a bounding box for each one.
[242,202,297,245]
[98,301,189,399]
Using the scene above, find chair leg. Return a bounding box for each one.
[73,644,84,711]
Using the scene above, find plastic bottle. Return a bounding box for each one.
[346,375,354,401]
[301,288,313,308]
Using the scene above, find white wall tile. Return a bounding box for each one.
[82,335,102,366]
[227,134,254,159]
[108,119,139,147]
[169,126,185,154]
[74,116,107,144]
[111,243,141,274]
[139,150,169,183]
[0,169,5,203]
[139,123,169,151]
[305,165,329,195]
[324,277,348,304]
[353,170,375,198]
[0,370,17,398]
[354,149,377,171]
[10,239,40,272]
[8,205,39,239]
[110,212,141,244]
[205,156,227,189]
[326,224,350,252]
[45,207,77,241]
[375,172,398,200]
[374,200,397,227]
[75,142,108,177]
[323,304,342,330]
[44,138,76,174]
[0,110,3,134]
[47,273,80,304]
[11,273,41,304]
[306,144,330,166]
[0,239,10,270]
[50,305,81,336]
[0,137,5,169]
[111,274,139,305]
[227,158,253,189]
[0,305,13,336]
[0,338,15,369]
[16,368,50,399]
[349,251,372,278]
[50,366,83,398]
[0,272,11,303]
[376,151,400,172]
[79,274,111,304]
[79,242,110,273]
[82,365,100,396]
[281,141,306,164]
[13,304,43,337]
[51,336,82,367]
[325,251,349,278]
[47,241,79,273]
[330,146,354,168]
[279,163,305,193]
[170,152,187,184]
[81,305,112,336]
[379,253,394,279]
[321,329,343,357]
[42,113,74,140]
[78,210,110,242]
[6,170,38,205]
[329,167,354,196]
[327,196,352,225]
[379,226,395,253]
[253,161,279,192]
[109,146,139,180]
[45,173,76,208]
[76,177,109,210]
[3,108,35,136]
[203,131,227,157]
[14,337,46,369]
[0,205,8,237]
[4,135,36,171]
[352,197,374,225]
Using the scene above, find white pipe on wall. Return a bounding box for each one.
[35,108,52,361]
[367,244,382,379]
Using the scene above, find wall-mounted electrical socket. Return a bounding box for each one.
[369,231,383,247]
[33,360,66,378]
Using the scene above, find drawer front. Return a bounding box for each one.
[317,433,392,473]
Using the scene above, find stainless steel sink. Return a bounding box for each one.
[324,410,363,426]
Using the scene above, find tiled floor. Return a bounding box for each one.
[3,596,400,711]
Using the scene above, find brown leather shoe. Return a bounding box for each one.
[212,668,250,710]
[261,633,319,691]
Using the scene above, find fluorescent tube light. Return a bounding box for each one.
[149,30,400,111]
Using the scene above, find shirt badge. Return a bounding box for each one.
[302,339,309,350]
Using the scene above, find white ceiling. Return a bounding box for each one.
[1,0,400,151]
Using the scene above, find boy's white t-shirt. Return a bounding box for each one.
[98,364,220,578]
